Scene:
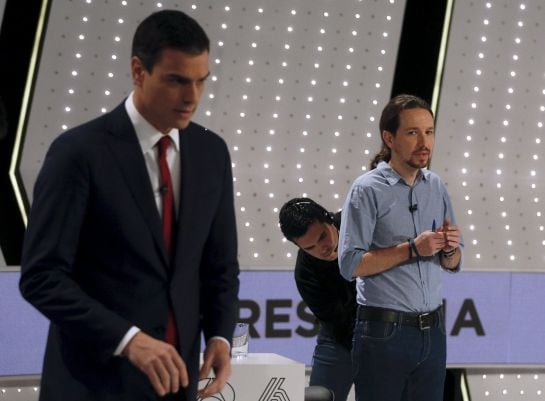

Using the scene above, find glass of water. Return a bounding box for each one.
[232,322,249,358]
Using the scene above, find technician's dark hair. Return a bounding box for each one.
[369,94,434,169]
[132,10,210,72]
[279,198,334,243]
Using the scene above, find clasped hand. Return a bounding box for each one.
[414,218,460,257]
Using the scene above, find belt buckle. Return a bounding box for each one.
[418,313,431,330]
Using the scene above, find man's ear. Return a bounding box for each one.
[131,56,146,87]
[382,130,394,148]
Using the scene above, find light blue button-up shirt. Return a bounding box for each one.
[339,161,463,313]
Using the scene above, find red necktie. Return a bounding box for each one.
[158,136,175,255]
[157,135,178,347]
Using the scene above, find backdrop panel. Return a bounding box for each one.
[18,0,405,270]
[2,270,544,376]
[434,0,545,272]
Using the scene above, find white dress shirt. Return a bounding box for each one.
[114,93,180,355]
[114,93,229,355]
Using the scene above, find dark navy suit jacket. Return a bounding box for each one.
[20,103,240,400]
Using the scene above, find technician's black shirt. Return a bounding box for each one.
[294,212,357,350]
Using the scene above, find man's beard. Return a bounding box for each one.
[407,159,428,169]
[406,149,430,169]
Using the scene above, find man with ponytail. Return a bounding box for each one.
[338,94,463,401]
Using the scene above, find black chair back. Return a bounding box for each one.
[304,385,334,401]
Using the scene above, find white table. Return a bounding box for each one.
[0,353,305,401]
[199,353,305,401]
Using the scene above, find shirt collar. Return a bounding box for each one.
[124,92,180,154]
[377,161,430,186]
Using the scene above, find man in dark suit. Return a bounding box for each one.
[19,10,239,401]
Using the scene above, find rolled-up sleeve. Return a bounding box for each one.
[339,180,376,281]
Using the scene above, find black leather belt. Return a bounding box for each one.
[357,305,443,330]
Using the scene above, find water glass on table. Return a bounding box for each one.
[232,322,249,358]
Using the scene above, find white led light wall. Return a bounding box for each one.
[435,0,545,271]
[19,0,406,269]
[466,369,545,401]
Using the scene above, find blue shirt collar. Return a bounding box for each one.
[377,161,430,186]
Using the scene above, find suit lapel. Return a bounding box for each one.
[104,104,169,267]
[173,125,201,266]
[175,128,189,263]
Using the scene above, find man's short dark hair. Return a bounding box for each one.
[132,10,210,72]
[279,198,333,243]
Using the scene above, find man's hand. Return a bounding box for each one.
[438,218,461,252]
[414,230,447,256]
[122,331,188,396]
[437,218,462,269]
[414,218,461,257]
[198,339,232,399]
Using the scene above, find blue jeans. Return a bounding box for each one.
[309,331,353,401]
[352,310,446,401]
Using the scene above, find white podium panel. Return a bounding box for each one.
[199,353,305,401]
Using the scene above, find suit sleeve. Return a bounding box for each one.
[199,141,240,344]
[19,135,132,361]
